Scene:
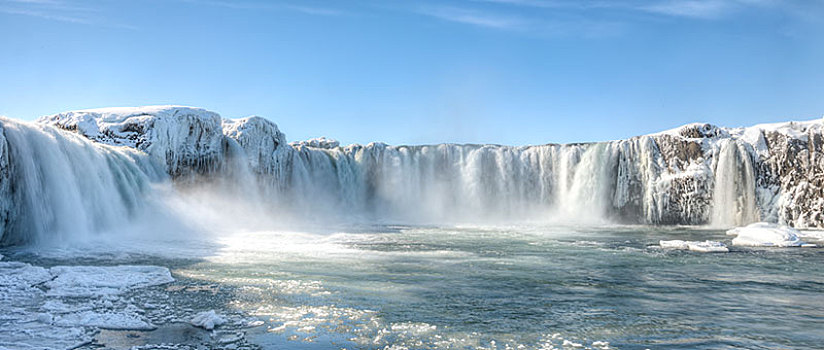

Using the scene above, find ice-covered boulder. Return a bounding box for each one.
[223,116,287,174]
[727,222,805,247]
[190,310,226,330]
[39,106,226,177]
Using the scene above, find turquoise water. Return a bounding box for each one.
[178,225,824,349]
[7,224,824,349]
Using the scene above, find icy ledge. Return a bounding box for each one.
[727,222,816,247]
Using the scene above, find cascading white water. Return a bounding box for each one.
[0,106,790,246]
[0,118,164,245]
[711,139,759,227]
[273,142,628,224]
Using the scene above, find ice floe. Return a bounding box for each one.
[727,222,809,247]
[659,240,729,253]
[46,265,174,297]
[0,261,174,349]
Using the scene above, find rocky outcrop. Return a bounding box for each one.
[39,106,226,177]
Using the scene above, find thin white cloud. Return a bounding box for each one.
[417,5,527,30]
[474,0,799,21]
[180,0,345,17]
[0,5,89,24]
[641,0,733,19]
[0,0,137,28]
[283,4,344,16]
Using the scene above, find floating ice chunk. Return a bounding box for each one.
[53,311,155,330]
[799,230,824,241]
[727,222,805,247]
[659,240,728,253]
[659,240,689,250]
[46,265,174,297]
[0,261,52,287]
[191,310,226,330]
[686,241,729,253]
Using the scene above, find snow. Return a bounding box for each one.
[659,240,729,253]
[190,310,226,330]
[799,230,824,241]
[290,136,340,149]
[727,222,806,247]
[745,117,824,140]
[222,116,287,173]
[46,265,175,297]
[23,105,824,229]
[38,105,226,176]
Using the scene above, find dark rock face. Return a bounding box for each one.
[757,128,824,227]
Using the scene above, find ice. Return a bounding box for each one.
[799,230,824,241]
[659,240,689,249]
[290,136,340,149]
[0,261,52,287]
[659,240,729,253]
[686,241,729,253]
[727,222,806,247]
[53,310,155,330]
[0,262,174,349]
[46,265,174,297]
[9,105,821,234]
[190,310,226,330]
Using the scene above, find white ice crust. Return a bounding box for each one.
[190,310,226,330]
[0,262,174,349]
[659,240,729,253]
[727,222,806,247]
[46,265,174,297]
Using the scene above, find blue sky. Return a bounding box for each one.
[1,0,823,145]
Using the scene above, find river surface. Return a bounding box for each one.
[3,224,823,350]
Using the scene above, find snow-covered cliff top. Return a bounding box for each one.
[38,105,223,149]
[290,137,340,149]
[36,105,824,150]
[38,106,288,176]
[654,117,823,140]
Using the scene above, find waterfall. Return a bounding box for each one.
[710,139,759,227]
[0,118,163,245]
[0,106,795,246]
